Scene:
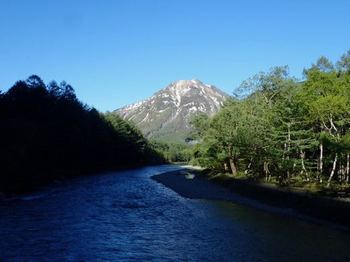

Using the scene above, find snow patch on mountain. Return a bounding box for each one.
[115,79,230,142]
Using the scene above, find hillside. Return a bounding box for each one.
[115,80,230,142]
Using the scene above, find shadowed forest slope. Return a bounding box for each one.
[0,75,164,193]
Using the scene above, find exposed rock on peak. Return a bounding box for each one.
[115,80,230,142]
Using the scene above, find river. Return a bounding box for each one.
[0,165,350,261]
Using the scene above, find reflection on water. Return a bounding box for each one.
[0,165,349,261]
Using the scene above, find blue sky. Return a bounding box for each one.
[0,0,349,111]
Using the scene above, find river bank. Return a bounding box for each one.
[151,168,350,230]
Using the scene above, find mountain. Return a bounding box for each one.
[115,79,230,142]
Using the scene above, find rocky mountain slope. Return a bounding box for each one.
[115,79,230,142]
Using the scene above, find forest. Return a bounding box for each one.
[150,140,192,163]
[0,76,164,193]
[191,50,350,192]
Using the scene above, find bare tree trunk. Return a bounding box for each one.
[287,123,291,153]
[339,164,344,182]
[244,158,253,175]
[229,158,237,176]
[346,153,349,184]
[300,150,309,181]
[224,162,228,171]
[327,153,338,187]
[287,124,291,183]
[319,142,324,183]
[264,161,271,182]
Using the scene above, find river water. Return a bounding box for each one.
[1,165,350,261]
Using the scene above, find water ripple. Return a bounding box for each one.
[0,165,350,261]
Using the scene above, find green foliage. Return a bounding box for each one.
[189,113,210,139]
[191,51,350,190]
[150,140,192,162]
[337,49,350,73]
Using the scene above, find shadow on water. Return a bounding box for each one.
[0,165,349,261]
[201,200,350,261]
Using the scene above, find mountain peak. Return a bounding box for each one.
[115,80,230,142]
[172,79,202,85]
[168,79,208,90]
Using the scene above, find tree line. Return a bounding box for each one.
[0,75,164,193]
[150,140,192,163]
[191,50,350,190]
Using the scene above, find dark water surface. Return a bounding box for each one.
[1,165,350,261]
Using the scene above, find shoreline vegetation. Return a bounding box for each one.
[0,75,165,194]
[152,168,350,229]
[189,50,350,197]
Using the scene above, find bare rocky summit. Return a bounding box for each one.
[115,79,230,142]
